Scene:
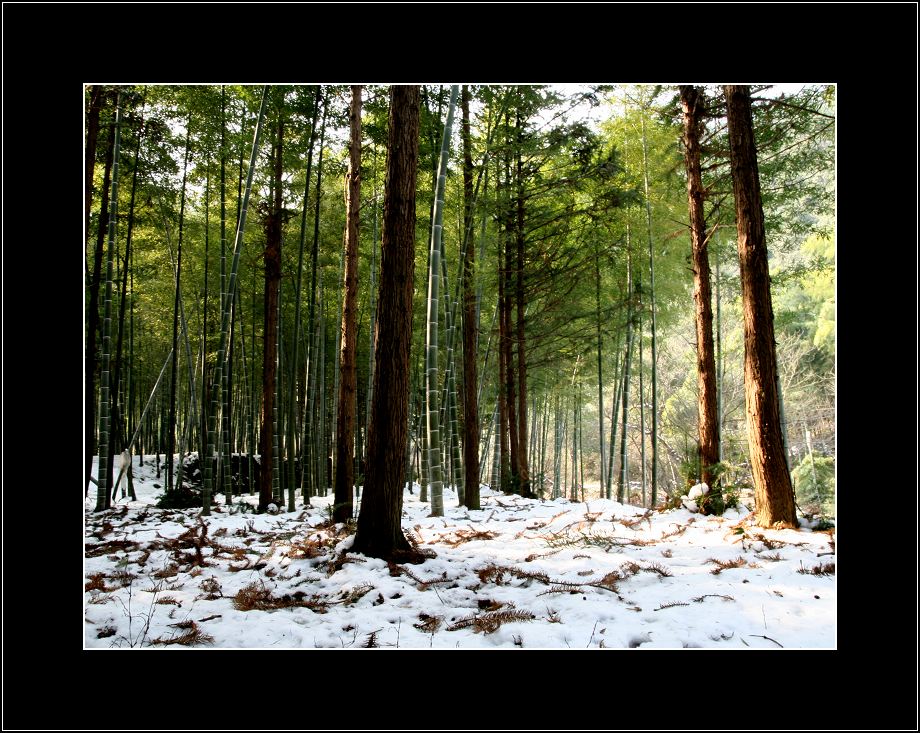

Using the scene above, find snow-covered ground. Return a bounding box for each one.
[84,456,836,649]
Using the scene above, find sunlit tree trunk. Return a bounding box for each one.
[724,84,797,528]
[333,85,362,523]
[680,85,720,488]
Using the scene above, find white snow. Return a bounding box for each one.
[84,456,836,649]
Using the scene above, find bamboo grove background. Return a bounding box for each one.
[85,83,836,516]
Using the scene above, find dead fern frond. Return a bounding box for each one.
[197,577,222,600]
[341,583,375,605]
[707,556,748,575]
[363,631,380,648]
[85,573,114,593]
[413,613,443,634]
[619,509,654,529]
[85,539,137,558]
[232,582,328,613]
[150,621,214,646]
[151,563,180,579]
[758,552,783,562]
[537,585,582,596]
[447,608,536,634]
[586,572,621,593]
[643,561,673,578]
[798,562,835,576]
[655,600,690,611]
[691,594,735,603]
[155,595,181,606]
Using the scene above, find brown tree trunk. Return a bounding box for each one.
[333,85,362,523]
[460,85,480,510]
[497,163,509,492]
[724,85,797,528]
[515,111,531,497]
[259,106,284,511]
[680,85,721,489]
[85,102,114,493]
[353,85,420,560]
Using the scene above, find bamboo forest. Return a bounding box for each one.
[84,83,837,650]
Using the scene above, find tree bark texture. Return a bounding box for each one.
[259,109,284,510]
[461,85,480,510]
[333,85,362,523]
[353,85,420,559]
[724,85,797,528]
[680,85,721,488]
[515,111,530,496]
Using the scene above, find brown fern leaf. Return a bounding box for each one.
[707,556,748,574]
[363,631,379,648]
[798,562,835,576]
[151,621,214,646]
[587,572,621,593]
[472,609,536,634]
[643,561,673,578]
[413,613,443,634]
[654,600,690,611]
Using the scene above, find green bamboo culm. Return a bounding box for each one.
[203,85,269,516]
[287,88,320,512]
[95,91,123,512]
[425,84,459,517]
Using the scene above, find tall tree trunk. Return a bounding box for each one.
[84,85,104,241]
[288,86,321,511]
[304,95,329,499]
[259,97,284,511]
[618,247,634,504]
[110,100,145,499]
[333,85,362,523]
[353,85,420,560]
[166,119,192,494]
[502,129,519,493]
[203,86,267,514]
[514,109,530,497]
[594,241,606,500]
[680,85,720,488]
[86,96,115,495]
[460,85,480,510]
[724,84,797,528]
[94,92,122,511]
[640,107,659,506]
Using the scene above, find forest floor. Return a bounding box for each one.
[84,457,836,649]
